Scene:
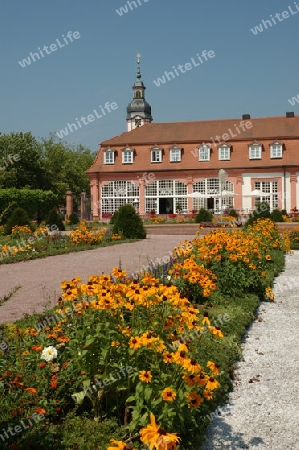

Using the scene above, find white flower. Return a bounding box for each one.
[41,346,58,362]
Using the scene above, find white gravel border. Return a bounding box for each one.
[202,250,299,450]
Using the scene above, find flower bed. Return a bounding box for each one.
[0,223,125,264]
[0,219,289,449]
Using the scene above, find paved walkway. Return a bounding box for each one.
[0,235,194,325]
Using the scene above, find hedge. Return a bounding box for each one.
[0,189,59,221]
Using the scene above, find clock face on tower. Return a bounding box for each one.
[135,118,141,127]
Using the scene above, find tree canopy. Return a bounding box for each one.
[0,132,97,206]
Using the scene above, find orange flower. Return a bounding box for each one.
[57,336,70,343]
[35,408,46,415]
[32,345,43,351]
[24,388,37,394]
[39,363,46,369]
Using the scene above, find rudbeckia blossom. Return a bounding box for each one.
[139,371,152,383]
[107,439,134,449]
[140,413,180,450]
[161,388,176,402]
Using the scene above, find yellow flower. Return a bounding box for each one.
[202,312,210,325]
[186,392,203,408]
[140,413,180,450]
[161,388,176,402]
[129,336,142,350]
[205,376,220,391]
[163,352,174,364]
[139,371,152,383]
[107,440,134,450]
[183,358,201,374]
[206,361,220,375]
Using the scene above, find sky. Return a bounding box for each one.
[1,0,299,153]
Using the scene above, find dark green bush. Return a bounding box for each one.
[245,202,271,227]
[270,209,284,222]
[0,201,17,225]
[68,212,79,225]
[112,204,146,239]
[228,208,238,218]
[109,210,119,225]
[195,208,213,223]
[4,207,35,235]
[46,208,65,231]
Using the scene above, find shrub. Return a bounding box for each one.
[270,209,285,222]
[228,208,238,218]
[0,189,58,221]
[4,207,35,235]
[109,210,119,225]
[68,212,79,225]
[0,201,18,225]
[195,208,213,223]
[46,208,65,231]
[112,203,146,239]
[245,202,271,227]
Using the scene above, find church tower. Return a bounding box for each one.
[126,54,153,132]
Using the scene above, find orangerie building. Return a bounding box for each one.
[87,60,299,221]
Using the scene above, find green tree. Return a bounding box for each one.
[40,134,97,205]
[0,132,46,189]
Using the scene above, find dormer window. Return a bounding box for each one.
[218,143,231,161]
[270,140,283,158]
[103,148,115,165]
[150,145,162,163]
[249,141,262,159]
[170,144,182,162]
[198,144,211,161]
[122,146,134,164]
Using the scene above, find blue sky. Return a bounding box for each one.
[1,0,299,152]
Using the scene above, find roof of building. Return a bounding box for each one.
[101,115,299,147]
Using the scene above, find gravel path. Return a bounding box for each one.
[0,235,194,325]
[202,250,299,450]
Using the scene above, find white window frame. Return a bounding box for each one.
[122,148,134,164]
[199,145,211,161]
[150,146,163,163]
[270,142,283,158]
[218,145,230,161]
[104,151,115,165]
[249,143,262,160]
[170,146,181,162]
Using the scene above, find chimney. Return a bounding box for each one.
[242,114,250,120]
[286,112,295,118]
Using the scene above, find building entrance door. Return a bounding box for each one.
[159,198,173,214]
